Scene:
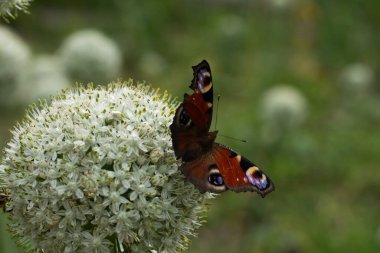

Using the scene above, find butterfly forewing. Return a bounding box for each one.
[188,60,213,131]
[170,60,215,161]
[212,144,274,197]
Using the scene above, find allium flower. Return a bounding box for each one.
[340,63,375,93]
[16,55,70,104]
[0,80,211,253]
[59,30,122,85]
[0,0,32,20]
[260,85,308,141]
[0,25,30,105]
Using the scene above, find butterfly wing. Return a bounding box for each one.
[184,59,213,132]
[179,144,274,197]
[170,60,215,161]
[212,144,274,197]
[179,152,227,193]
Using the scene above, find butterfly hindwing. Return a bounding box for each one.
[180,152,226,193]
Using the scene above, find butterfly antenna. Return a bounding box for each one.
[214,94,221,131]
[218,134,247,143]
[214,95,247,142]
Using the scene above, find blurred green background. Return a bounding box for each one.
[0,0,379,252]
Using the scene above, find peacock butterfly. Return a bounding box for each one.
[170,60,274,197]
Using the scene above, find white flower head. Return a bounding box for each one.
[260,85,308,142]
[16,55,70,104]
[0,25,30,105]
[340,62,375,94]
[0,0,32,20]
[0,80,211,253]
[59,30,122,85]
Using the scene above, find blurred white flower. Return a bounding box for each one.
[375,226,380,247]
[260,85,308,141]
[0,80,211,253]
[217,14,245,38]
[16,55,70,104]
[268,0,296,10]
[59,30,122,85]
[139,51,166,76]
[0,25,30,106]
[0,0,32,20]
[340,63,375,93]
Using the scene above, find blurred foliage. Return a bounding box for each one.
[0,0,379,252]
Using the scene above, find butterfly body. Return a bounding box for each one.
[170,60,274,197]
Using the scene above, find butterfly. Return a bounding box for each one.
[170,60,274,197]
